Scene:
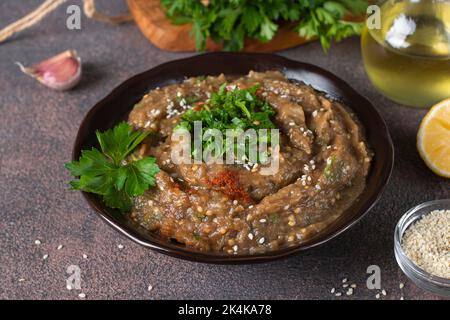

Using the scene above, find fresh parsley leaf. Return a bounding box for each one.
[65,148,115,178]
[103,188,132,212]
[161,0,368,52]
[120,158,160,196]
[258,16,278,42]
[96,122,150,166]
[66,122,160,212]
[295,0,366,51]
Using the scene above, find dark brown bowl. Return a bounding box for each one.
[73,53,394,264]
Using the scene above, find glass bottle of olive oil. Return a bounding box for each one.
[361,0,450,108]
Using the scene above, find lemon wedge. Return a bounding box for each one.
[417,98,450,178]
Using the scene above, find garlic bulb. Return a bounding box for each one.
[16,50,81,91]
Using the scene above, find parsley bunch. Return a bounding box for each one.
[66,123,160,212]
[174,83,276,161]
[161,0,368,51]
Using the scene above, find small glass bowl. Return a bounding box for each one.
[394,199,450,297]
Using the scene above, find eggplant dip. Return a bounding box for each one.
[119,71,373,254]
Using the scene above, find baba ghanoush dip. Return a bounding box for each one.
[128,71,372,254]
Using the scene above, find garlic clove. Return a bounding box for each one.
[16,50,82,91]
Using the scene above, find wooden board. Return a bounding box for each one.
[127,0,364,52]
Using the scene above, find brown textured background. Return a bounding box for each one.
[0,0,448,300]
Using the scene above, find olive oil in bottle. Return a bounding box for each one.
[361,0,450,108]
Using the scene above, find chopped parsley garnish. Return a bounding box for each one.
[193,233,202,240]
[323,155,336,180]
[176,95,201,106]
[65,122,160,212]
[174,83,276,162]
[270,214,280,224]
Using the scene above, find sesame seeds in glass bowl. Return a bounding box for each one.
[394,199,450,297]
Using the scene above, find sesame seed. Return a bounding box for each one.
[402,210,450,278]
[343,283,349,288]
[233,200,238,205]
[18,278,25,282]
[258,237,265,244]
[400,296,404,300]
[331,288,335,294]
[248,233,254,240]
[259,219,267,223]
[381,289,387,296]
[335,292,342,297]
[78,293,86,299]
[34,239,41,245]
[375,293,380,299]
[351,284,357,288]
[66,284,73,290]
[399,283,404,289]
[342,278,348,283]
[117,244,124,249]
[346,288,353,296]
[42,254,48,260]
[147,284,153,292]
[57,245,63,250]
[233,245,238,252]
[82,254,88,259]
